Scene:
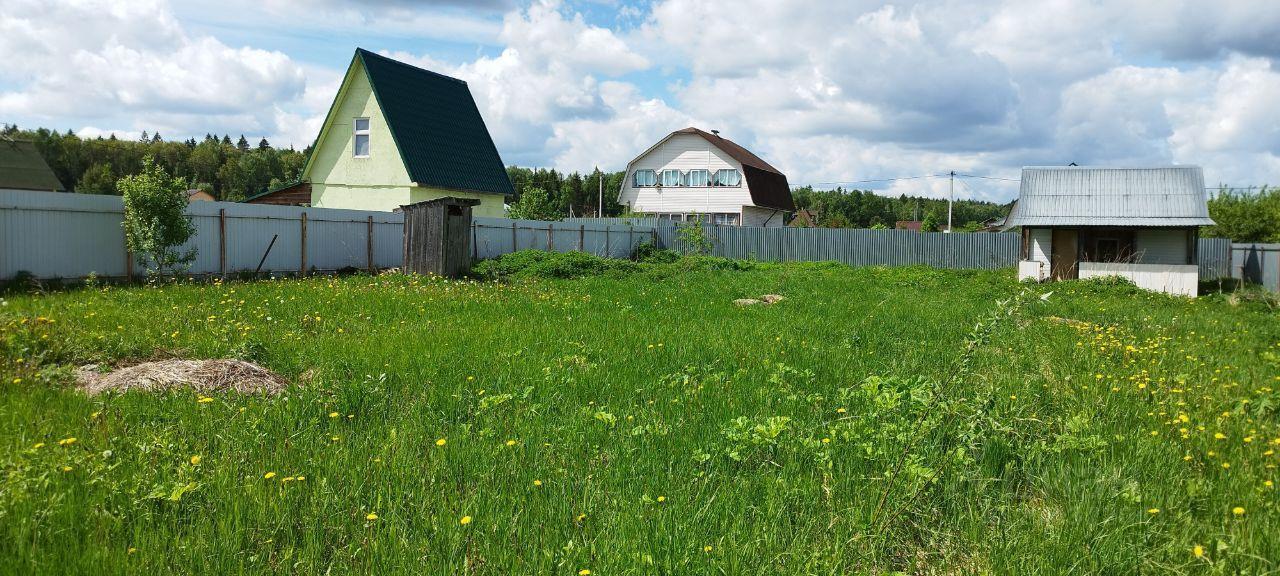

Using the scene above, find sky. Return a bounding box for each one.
[2,0,1279,202]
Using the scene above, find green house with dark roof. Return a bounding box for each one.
[0,138,65,193]
[251,49,512,214]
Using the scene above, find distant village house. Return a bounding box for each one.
[248,49,512,215]
[617,128,794,227]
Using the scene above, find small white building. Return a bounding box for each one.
[617,127,794,227]
[1004,166,1215,296]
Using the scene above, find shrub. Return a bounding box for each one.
[119,156,196,276]
[631,240,679,263]
[472,250,638,280]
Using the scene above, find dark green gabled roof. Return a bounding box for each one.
[0,138,65,192]
[356,48,513,196]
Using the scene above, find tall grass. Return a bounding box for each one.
[1,259,1276,574]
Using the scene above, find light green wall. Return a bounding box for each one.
[408,188,506,217]
[306,57,507,216]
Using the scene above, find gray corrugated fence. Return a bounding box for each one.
[653,224,1020,269]
[1229,243,1280,292]
[471,217,656,260]
[0,189,402,279]
[0,189,1240,281]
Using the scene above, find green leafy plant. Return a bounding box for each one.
[119,156,196,276]
[507,186,561,221]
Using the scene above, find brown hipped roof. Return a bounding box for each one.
[653,127,795,212]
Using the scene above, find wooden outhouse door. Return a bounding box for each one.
[1051,229,1078,280]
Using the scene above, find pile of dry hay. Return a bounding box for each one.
[76,359,288,396]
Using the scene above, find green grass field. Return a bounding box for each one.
[2,256,1277,574]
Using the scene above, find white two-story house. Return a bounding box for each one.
[617,128,794,227]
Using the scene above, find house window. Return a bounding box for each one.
[353,117,370,157]
[633,169,656,187]
[686,169,709,187]
[661,169,682,187]
[713,169,741,186]
[712,212,739,226]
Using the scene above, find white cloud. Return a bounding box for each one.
[3,0,1279,200]
[0,0,305,140]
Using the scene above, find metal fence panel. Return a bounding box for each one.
[0,190,1245,282]
[1230,242,1280,292]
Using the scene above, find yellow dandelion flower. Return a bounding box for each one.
[32,443,44,450]
[328,412,339,418]
[61,465,73,472]
[128,547,137,555]
[1214,432,1227,440]
[836,407,847,414]
[657,496,666,503]
[1232,506,1245,516]
[576,513,587,522]
[821,437,831,444]
[1193,544,1204,558]
[297,476,306,481]
[366,512,378,520]
[459,515,472,525]
[1222,462,1230,469]
[264,472,277,479]
[506,440,516,447]
[704,545,713,552]
[1147,508,1159,514]
[58,437,77,446]
[189,455,201,465]
[533,479,543,486]
[436,438,447,446]
[579,570,591,576]
[197,396,214,404]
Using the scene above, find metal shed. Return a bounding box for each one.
[1003,166,1215,296]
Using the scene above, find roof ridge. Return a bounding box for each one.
[356,48,467,86]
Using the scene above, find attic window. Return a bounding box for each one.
[686,169,709,187]
[633,169,656,187]
[353,117,370,158]
[660,169,682,187]
[713,169,740,186]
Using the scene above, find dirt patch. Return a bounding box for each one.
[76,359,288,396]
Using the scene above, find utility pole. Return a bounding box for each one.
[947,170,955,233]
[597,167,603,217]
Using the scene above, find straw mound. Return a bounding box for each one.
[76,359,288,396]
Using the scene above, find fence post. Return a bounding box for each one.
[547,223,554,251]
[628,227,634,255]
[300,211,308,275]
[579,224,585,251]
[125,247,133,283]
[472,221,478,260]
[512,221,517,253]
[219,208,227,276]
[367,215,375,273]
[604,227,610,257]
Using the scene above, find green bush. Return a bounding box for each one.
[631,240,679,263]
[472,250,638,279]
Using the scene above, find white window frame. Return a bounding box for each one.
[660,169,682,187]
[686,169,710,187]
[713,169,741,187]
[353,117,371,158]
[633,169,657,187]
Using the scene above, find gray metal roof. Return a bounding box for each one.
[1003,166,1214,228]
